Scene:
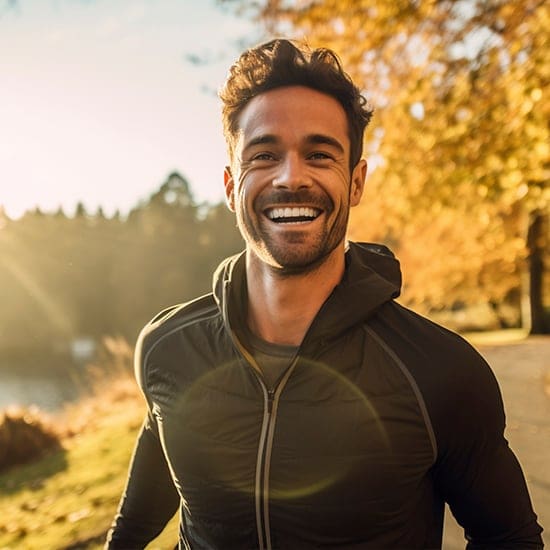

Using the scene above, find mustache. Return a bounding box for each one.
[256,190,332,210]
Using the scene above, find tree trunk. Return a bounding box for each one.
[526,209,549,334]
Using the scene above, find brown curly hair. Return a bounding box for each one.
[219,39,373,170]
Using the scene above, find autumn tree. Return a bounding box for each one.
[229,0,549,332]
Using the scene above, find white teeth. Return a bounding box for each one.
[267,207,319,220]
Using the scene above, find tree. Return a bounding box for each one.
[0,172,245,359]
[232,0,549,332]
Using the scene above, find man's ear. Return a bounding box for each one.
[350,159,367,207]
[224,166,236,212]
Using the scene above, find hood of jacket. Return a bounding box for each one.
[212,241,401,346]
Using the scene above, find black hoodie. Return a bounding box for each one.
[107,242,542,549]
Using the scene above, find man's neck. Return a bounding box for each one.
[245,246,346,346]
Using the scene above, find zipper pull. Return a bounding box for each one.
[267,389,275,414]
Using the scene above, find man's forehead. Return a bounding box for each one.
[234,86,349,149]
[239,85,346,118]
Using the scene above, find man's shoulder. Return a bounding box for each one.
[371,301,495,391]
[137,293,219,360]
[148,293,218,327]
[377,301,479,353]
[371,301,503,428]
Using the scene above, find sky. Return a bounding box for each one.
[0,0,264,218]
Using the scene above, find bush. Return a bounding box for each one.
[0,407,61,472]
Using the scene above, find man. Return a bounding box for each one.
[106,39,543,549]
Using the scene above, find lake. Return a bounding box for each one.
[0,368,88,412]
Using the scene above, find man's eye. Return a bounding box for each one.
[309,152,332,161]
[252,152,276,161]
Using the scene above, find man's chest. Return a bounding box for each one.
[148,353,436,542]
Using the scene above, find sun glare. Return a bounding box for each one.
[0,1,253,221]
[0,237,74,335]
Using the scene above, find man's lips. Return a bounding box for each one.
[264,206,322,223]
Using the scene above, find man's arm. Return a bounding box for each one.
[431,346,543,548]
[371,305,543,547]
[105,413,179,549]
[106,308,182,548]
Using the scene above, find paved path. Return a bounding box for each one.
[443,336,550,548]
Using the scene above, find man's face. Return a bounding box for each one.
[224,85,366,273]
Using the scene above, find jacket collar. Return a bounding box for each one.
[212,242,401,346]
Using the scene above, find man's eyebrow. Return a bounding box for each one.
[242,133,345,154]
[306,134,345,153]
[242,134,279,152]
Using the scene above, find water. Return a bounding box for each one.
[0,369,88,412]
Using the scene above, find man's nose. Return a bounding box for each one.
[272,153,312,190]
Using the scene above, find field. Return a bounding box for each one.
[0,378,179,549]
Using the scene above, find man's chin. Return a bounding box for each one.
[262,246,338,276]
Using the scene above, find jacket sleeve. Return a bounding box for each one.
[431,343,543,548]
[105,412,180,549]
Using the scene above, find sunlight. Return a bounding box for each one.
[0,1,250,220]
[0,238,73,336]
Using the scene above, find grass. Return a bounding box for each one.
[0,377,179,550]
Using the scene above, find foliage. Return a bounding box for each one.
[230,0,549,328]
[0,172,244,357]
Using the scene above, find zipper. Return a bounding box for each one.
[222,279,299,550]
[230,327,297,550]
[257,385,273,550]
[241,356,278,550]
[254,361,298,550]
[223,311,273,548]
[267,388,274,414]
[222,281,269,548]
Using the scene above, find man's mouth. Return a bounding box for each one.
[265,206,322,224]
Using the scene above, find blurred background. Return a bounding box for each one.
[0,1,548,548]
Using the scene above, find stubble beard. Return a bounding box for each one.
[237,193,351,277]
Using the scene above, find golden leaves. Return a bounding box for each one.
[246,0,549,312]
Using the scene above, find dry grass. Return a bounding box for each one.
[0,336,151,548]
[0,335,142,474]
[57,335,143,435]
[59,373,142,437]
[0,369,148,550]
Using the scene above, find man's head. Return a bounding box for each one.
[220,39,373,171]
[220,39,371,274]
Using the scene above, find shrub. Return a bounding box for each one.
[0,407,61,472]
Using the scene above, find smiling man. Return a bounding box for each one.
[224,84,366,346]
[106,39,543,549]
